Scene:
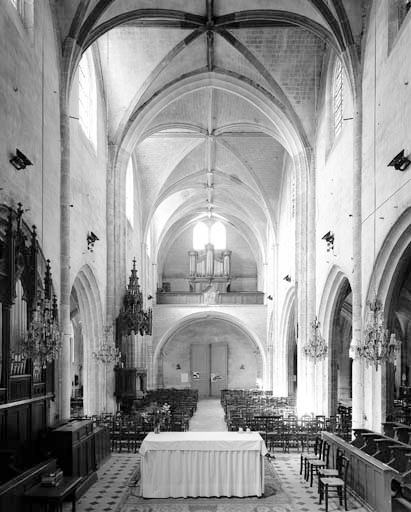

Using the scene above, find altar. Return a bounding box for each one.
[139,431,267,498]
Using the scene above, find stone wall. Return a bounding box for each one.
[160,317,260,390]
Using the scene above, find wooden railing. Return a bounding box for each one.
[322,432,398,511]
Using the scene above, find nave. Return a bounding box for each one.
[64,399,369,512]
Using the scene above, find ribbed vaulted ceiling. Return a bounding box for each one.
[59,0,363,264]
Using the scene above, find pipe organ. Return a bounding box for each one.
[188,245,232,292]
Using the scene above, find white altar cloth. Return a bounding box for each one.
[139,431,268,498]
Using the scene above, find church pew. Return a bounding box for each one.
[383,422,411,443]
[373,438,404,463]
[351,428,374,449]
[359,432,387,455]
[394,427,411,445]
[322,432,398,512]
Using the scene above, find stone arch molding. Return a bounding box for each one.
[153,310,267,386]
[318,265,352,348]
[317,266,352,414]
[71,265,105,415]
[368,208,411,319]
[279,286,296,348]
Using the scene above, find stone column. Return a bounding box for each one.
[106,144,117,323]
[307,152,317,413]
[270,243,277,393]
[295,151,310,414]
[351,84,364,432]
[59,100,72,421]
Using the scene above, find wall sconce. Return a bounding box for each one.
[10,149,33,170]
[322,231,334,252]
[147,295,153,300]
[267,295,273,300]
[240,364,245,370]
[176,363,181,370]
[87,232,99,252]
[283,274,291,282]
[388,150,411,171]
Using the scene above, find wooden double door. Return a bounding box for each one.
[190,343,227,397]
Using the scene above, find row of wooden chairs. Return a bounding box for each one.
[229,413,350,452]
[221,390,296,420]
[301,437,350,512]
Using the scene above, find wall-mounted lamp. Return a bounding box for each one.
[322,231,334,252]
[283,274,291,282]
[10,149,33,170]
[147,295,153,300]
[176,363,181,370]
[267,295,273,300]
[240,364,245,370]
[388,150,411,171]
[87,231,99,252]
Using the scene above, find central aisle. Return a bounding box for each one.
[188,398,228,431]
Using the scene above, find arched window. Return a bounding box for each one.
[78,50,97,148]
[126,158,134,227]
[193,222,208,250]
[211,221,226,250]
[333,59,343,136]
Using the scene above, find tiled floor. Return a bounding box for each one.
[64,400,372,512]
[62,453,138,512]
[272,452,370,512]
[67,451,371,512]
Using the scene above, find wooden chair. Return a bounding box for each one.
[300,436,322,478]
[283,417,299,452]
[299,415,317,453]
[266,417,284,453]
[319,455,350,512]
[317,446,344,493]
[110,417,122,452]
[307,441,330,486]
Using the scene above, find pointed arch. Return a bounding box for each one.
[318,266,352,416]
[277,287,296,397]
[71,265,106,415]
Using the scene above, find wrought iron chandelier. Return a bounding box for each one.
[302,317,327,362]
[92,326,121,365]
[357,297,401,370]
[24,260,61,368]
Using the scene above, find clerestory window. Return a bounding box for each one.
[193,222,208,250]
[193,221,226,250]
[78,50,97,149]
[126,158,134,227]
[211,221,226,250]
[333,59,343,137]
